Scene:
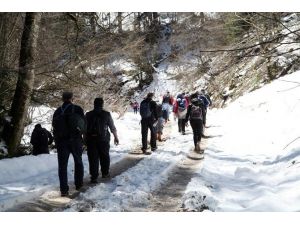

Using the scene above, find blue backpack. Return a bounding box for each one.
[177,98,186,112]
[140,101,152,118]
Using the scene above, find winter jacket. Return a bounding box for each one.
[30,127,53,155]
[85,107,116,142]
[140,98,158,121]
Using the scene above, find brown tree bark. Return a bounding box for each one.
[7,12,42,156]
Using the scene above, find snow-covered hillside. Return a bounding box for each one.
[182,70,300,211]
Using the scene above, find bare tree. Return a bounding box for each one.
[7,13,42,156]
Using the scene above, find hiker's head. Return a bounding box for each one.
[62,91,73,102]
[94,97,104,108]
[35,124,42,129]
[147,92,154,99]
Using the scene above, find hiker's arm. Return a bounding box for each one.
[185,106,191,123]
[151,101,158,120]
[47,130,54,145]
[108,113,119,145]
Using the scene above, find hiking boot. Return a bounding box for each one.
[102,173,111,179]
[90,178,98,184]
[75,184,83,191]
[151,147,157,152]
[182,131,185,135]
[61,192,69,197]
[143,150,151,155]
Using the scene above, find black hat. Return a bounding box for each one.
[62,92,73,101]
[35,124,42,129]
[94,97,104,108]
[147,93,154,99]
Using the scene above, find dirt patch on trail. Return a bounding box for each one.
[147,141,206,212]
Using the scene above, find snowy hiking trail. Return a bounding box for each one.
[8,153,145,212]
[5,118,208,212]
[65,122,207,212]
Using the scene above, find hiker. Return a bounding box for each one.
[52,92,86,197]
[197,89,211,129]
[155,102,165,142]
[140,93,158,154]
[85,98,119,183]
[162,91,173,122]
[185,93,204,152]
[30,124,53,155]
[132,101,139,114]
[173,92,189,135]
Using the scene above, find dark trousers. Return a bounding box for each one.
[141,118,157,150]
[178,118,185,133]
[56,138,84,193]
[32,146,49,156]
[203,108,207,126]
[133,107,138,114]
[190,119,203,147]
[87,139,110,179]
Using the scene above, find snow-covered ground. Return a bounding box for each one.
[0,111,141,211]
[2,62,300,212]
[182,70,300,211]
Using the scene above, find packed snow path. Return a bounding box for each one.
[7,154,144,212]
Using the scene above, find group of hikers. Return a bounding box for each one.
[31,92,119,196]
[139,89,211,154]
[30,89,211,197]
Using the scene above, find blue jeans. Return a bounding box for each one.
[56,138,84,193]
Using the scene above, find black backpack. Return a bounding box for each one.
[39,129,49,146]
[53,104,86,139]
[87,112,108,140]
[140,101,152,118]
[190,105,203,120]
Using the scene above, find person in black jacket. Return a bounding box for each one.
[140,93,158,154]
[52,91,85,197]
[185,93,204,152]
[30,124,53,155]
[85,98,119,183]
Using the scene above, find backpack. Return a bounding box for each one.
[190,105,203,120]
[87,113,108,140]
[39,129,49,146]
[177,98,186,112]
[53,104,86,139]
[140,101,152,118]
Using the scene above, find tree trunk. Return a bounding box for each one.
[7,12,42,156]
[117,12,122,33]
[90,13,96,36]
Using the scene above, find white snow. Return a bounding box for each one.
[2,17,300,214]
[182,70,300,212]
[0,111,141,211]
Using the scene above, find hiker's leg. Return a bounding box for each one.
[141,119,148,150]
[57,140,71,194]
[99,141,110,176]
[87,139,99,180]
[70,139,84,188]
[149,119,157,149]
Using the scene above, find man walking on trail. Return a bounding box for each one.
[197,89,211,128]
[140,93,158,154]
[162,91,173,122]
[155,102,165,142]
[85,98,119,183]
[185,93,204,152]
[52,92,85,197]
[30,124,53,155]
